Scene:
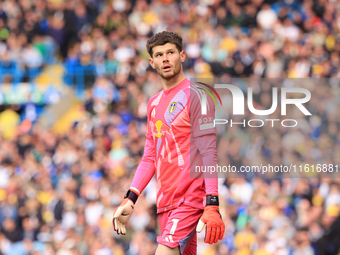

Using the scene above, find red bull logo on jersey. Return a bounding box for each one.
[169,102,177,113]
[153,120,172,137]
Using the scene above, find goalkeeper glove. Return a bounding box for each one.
[112,188,139,235]
[196,194,225,244]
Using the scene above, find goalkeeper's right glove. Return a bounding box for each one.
[112,188,139,235]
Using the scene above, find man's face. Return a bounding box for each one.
[149,43,186,80]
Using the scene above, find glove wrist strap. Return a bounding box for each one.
[124,189,139,204]
[206,194,219,206]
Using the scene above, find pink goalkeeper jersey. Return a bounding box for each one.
[132,78,217,213]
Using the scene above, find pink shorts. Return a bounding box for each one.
[157,204,204,255]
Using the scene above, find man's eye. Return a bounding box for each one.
[168,51,173,54]
[156,54,162,57]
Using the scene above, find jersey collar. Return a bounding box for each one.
[163,78,189,98]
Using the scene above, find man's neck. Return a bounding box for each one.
[161,71,186,90]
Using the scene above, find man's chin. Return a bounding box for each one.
[159,71,176,80]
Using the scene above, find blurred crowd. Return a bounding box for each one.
[0,0,340,254]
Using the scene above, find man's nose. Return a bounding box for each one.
[162,54,169,62]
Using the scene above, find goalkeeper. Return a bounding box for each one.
[113,31,225,255]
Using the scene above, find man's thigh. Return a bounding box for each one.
[157,204,203,255]
[155,244,180,255]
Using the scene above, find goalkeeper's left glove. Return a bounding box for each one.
[196,194,225,244]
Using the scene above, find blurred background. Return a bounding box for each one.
[0,0,340,254]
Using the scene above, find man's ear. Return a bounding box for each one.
[180,50,186,63]
[149,57,156,69]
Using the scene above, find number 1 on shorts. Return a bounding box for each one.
[170,219,179,235]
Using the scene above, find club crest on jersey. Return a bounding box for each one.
[169,102,177,113]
